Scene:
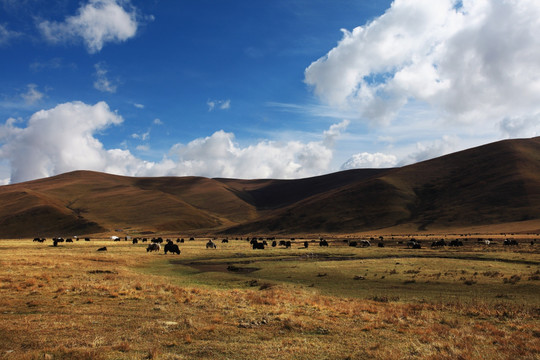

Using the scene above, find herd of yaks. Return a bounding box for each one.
[32,235,529,254]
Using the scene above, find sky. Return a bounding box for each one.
[1,0,540,184]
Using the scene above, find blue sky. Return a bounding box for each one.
[1,0,540,183]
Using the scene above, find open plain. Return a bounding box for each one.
[1,234,538,360]
[1,137,540,359]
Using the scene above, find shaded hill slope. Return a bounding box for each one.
[0,137,539,237]
[224,137,540,234]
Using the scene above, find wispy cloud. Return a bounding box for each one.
[267,101,358,120]
[0,23,21,46]
[30,58,76,72]
[93,62,118,93]
[133,103,144,109]
[207,99,230,111]
[131,130,150,141]
[153,118,163,125]
[136,144,149,151]
[20,84,44,104]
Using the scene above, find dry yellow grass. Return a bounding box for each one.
[0,237,538,360]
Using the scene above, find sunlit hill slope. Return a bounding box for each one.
[1,137,539,237]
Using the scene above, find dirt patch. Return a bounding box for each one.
[226,264,259,273]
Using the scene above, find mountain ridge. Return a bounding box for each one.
[1,137,539,237]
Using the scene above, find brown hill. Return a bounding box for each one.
[0,137,539,237]
[227,137,540,234]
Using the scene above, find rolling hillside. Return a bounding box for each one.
[228,137,540,234]
[1,137,539,237]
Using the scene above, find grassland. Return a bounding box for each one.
[0,235,539,359]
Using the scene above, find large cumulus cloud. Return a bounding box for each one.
[0,101,125,182]
[305,0,540,129]
[0,101,348,183]
[166,122,348,179]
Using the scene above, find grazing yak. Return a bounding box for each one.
[504,239,518,246]
[449,239,464,247]
[206,240,217,249]
[431,239,446,248]
[146,243,160,252]
[164,242,181,255]
[97,247,107,251]
[360,240,371,247]
[303,241,309,248]
[252,241,265,250]
[278,240,292,248]
[319,239,329,247]
[407,239,421,249]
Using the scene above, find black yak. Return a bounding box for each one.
[146,243,160,252]
[164,242,180,255]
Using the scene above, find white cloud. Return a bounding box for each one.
[220,99,231,110]
[305,0,540,132]
[133,103,144,109]
[0,101,124,183]
[207,99,231,111]
[20,84,44,104]
[499,115,540,138]
[0,101,348,183]
[93,62,118,93]
[341,152,398,170]
[166,124,345,179]
[38,0,139,53]
[399,135,459,165]
[323,120,349,147]
[131,130,149,141]
[153,118,163,125]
